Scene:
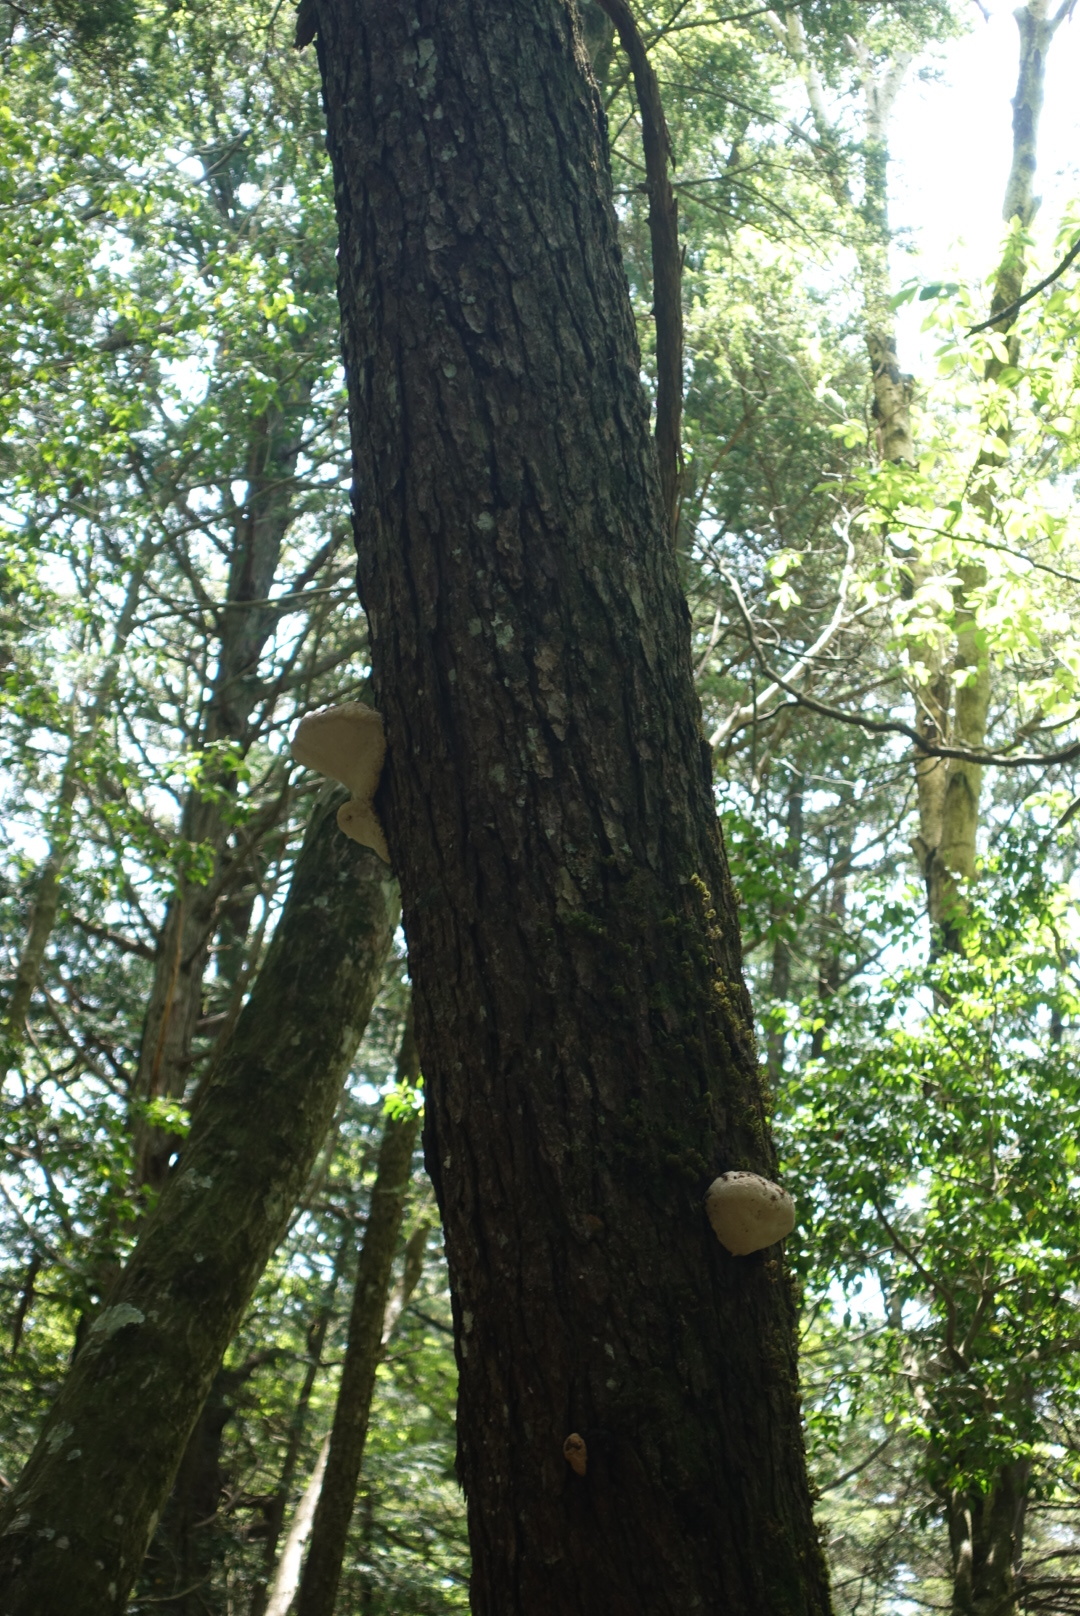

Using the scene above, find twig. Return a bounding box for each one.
[967,232,1080,335]
[717,565,1080,768]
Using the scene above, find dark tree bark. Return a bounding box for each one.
[308,4,830,1612]
[0,789,398,1615]
[293,1016,422,1616]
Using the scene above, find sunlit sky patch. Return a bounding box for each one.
[891,0,1080,368]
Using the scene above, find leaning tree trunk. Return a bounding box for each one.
[309,4,830,1612]
[293,1015,422,1616]
[0,789,398,1615]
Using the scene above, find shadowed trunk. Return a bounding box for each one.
[0,788,399,1614]
[142,1351,276,1615]
[309,3,831,1611]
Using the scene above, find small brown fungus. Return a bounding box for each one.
[291,702,390,863]
[563,1432,587,1477]
[705,1171,795,1256]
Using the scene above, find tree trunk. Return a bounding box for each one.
[310,4,830,1612]
[4,533,156,1042]
[142,1352,275,1616]
[293,1017,422,1616]
[248,1230,352,1616]
[948,1461,1031,1616]
[0,789,398,1615]
[766,774,803,1085]
[594,0,683,542]
[922,0,1060,953]
[132,384,313,1188]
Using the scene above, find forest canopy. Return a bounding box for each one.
[1,1,1079,1613]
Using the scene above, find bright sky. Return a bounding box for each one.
[890,0,1080,365]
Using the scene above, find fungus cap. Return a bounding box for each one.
[705,1171,795,1256]
[563,1433,587,1477]
[291,702,390,863]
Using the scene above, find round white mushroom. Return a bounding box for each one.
[290,702,390,863]
[705,1171,795,1256]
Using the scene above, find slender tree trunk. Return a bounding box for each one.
[132,385,313,1187]
[580,0,615,86]
[4,534,156,1041]
[924,0,1061,952]
[594,0,683,541]
[766,10,914,462]
[0,789,399,1614]
[856,41,914,467]
[766,774,803,1085]
[932,12,1060,1604]
[309,4,830,1611]
[248,1230,352,1616]
[142,1351,275,1616]
[293,1017,422,1616]
[809,806,852,1061]
[266,1206,430,1615]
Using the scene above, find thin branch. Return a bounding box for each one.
[595,0,683,541]
[967,231,1080,335]
[710,535,856,745]
[717,566,1080,768]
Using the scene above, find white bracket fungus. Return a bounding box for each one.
[291,702,390,863]
[705,1171,795,1256]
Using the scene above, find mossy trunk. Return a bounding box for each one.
[310,3,831,1612]
[0,789,398,1615]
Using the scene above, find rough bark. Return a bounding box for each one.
[293,1018,421,1616]
[310,4,830,1612]
[0,788,399,1615]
